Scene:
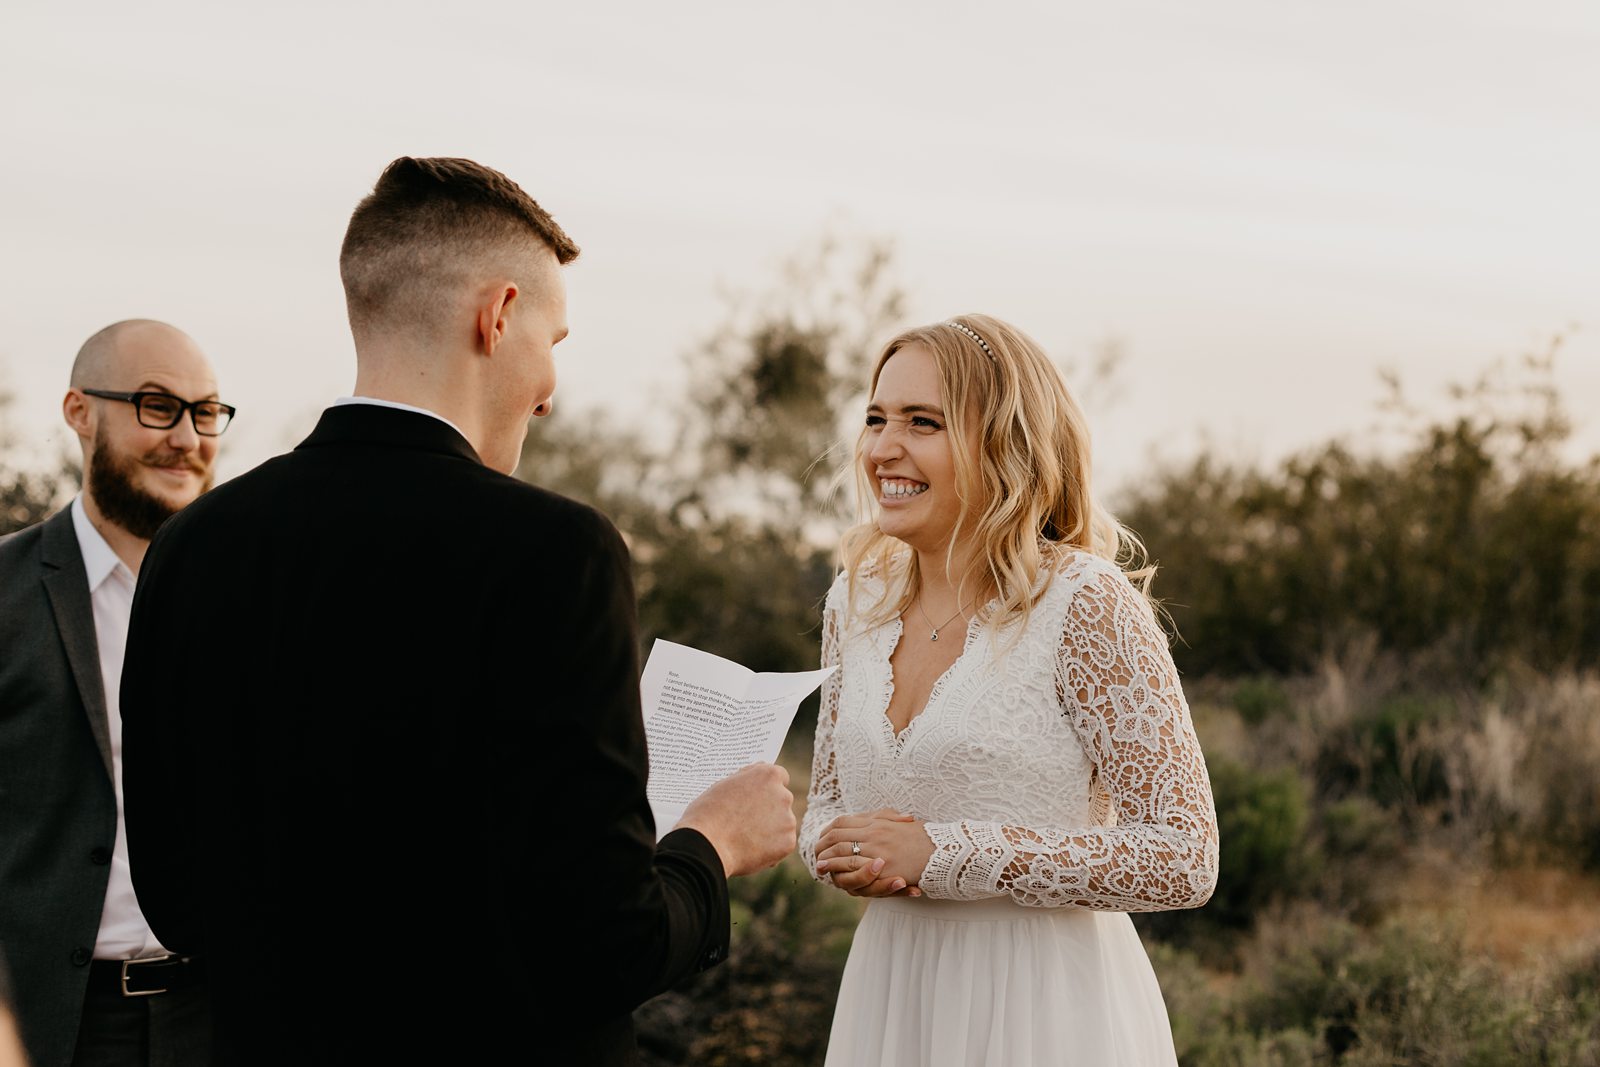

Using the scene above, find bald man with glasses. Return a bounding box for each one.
[0,319,233,1067]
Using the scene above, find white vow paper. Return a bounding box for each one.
[640,640,835,840]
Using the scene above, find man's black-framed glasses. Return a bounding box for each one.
[81,389,237,436]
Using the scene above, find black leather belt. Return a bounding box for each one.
[87,955,206,997]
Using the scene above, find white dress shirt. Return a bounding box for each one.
[71,496,169,961]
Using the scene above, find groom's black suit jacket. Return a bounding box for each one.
[121,404,729,1065]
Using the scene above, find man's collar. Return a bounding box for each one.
[297,402,483,466]
[70,495,133,591]
[333,396,469,442]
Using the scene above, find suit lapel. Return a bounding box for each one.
[40,508,114,781]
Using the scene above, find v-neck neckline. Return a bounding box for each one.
[877,611,986,750]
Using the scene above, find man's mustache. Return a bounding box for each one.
[143,450,208,473]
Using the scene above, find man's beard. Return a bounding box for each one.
[88,430,213,541]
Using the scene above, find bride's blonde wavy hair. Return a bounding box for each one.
[840,314,1154,632]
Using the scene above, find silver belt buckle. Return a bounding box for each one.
[120,954,175,997]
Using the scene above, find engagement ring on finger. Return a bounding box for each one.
[851,842,862,856]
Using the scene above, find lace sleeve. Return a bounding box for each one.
[919,564,1219,910]
[797,593,846,882]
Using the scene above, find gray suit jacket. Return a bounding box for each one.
[0,506,118,1067]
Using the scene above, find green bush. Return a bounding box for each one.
[1313,795,1403,922]
[1232,676,1293,726]
[1213,763,1317,927]
[1150,941,1320,1067]
[1509,675,1600,871]
[1140,761,1318,953]
[1315,694,1456,813]
[1219,913,1600,1066]
[1122,354,1600,682]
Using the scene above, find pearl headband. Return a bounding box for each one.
[943,321,996,361]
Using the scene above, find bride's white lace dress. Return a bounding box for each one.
[799,551,1219,1066]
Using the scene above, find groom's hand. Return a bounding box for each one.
[676,763,797,878]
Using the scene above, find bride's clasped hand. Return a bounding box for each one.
[813,808,930,898]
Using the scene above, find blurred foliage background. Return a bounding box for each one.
[4,239,1597,1065]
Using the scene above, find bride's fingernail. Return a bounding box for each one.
[817,860,828,871]
[871,858,885,874]
[891,879,906,891]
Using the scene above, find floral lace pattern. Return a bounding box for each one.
[798,552,1218,912]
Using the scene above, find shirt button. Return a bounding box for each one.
[70,947,91,966]
[90,847,112,865]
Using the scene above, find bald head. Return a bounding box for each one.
[63,319,223,553]
[70,320,211,391]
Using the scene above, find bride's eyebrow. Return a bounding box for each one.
[866,402,947,417]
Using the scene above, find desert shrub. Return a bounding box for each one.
[1501,674,1600,870]
[1334,920,1538,1066]
[1315,693,1457,814]
[1220,911,1600,1066]
[1235,910,1365,1054]
[1312,795,1405,923]
[1150,941,1324,1067]
[632,520,835,675]
[1207,763,1318,927]
[1141,761,1318,954]
[1556,945,1600,1004]
[1232,676,1293,726]
[1123,353,1600,682]
[1147,941,1229,1060]
[1440,669,1600,871]
[1317,795,1401,867]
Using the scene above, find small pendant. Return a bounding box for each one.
[930,630,940,642]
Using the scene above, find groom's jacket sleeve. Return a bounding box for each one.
[536,506,730,1014]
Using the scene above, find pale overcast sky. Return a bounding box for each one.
[2,1,1596,497]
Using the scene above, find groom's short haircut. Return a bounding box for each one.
[339,156,580,338]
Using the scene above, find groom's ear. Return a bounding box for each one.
[475,281,520,357]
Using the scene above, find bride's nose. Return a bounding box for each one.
[867,427,902,464]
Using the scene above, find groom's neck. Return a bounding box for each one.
[351,345,489,456]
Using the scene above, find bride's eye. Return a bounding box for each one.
[865,414,887,429]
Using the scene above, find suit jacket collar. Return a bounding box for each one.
[297,403,483,466]
[39,507,114,780]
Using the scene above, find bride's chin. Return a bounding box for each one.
[878,525,935,555]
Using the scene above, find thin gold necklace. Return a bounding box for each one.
[917,596,971,642]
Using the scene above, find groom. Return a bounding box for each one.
[120,157,796,1065]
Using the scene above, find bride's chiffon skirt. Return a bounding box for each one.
[824,895,1179,1067]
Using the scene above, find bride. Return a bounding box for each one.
[798,315,1218,1066]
